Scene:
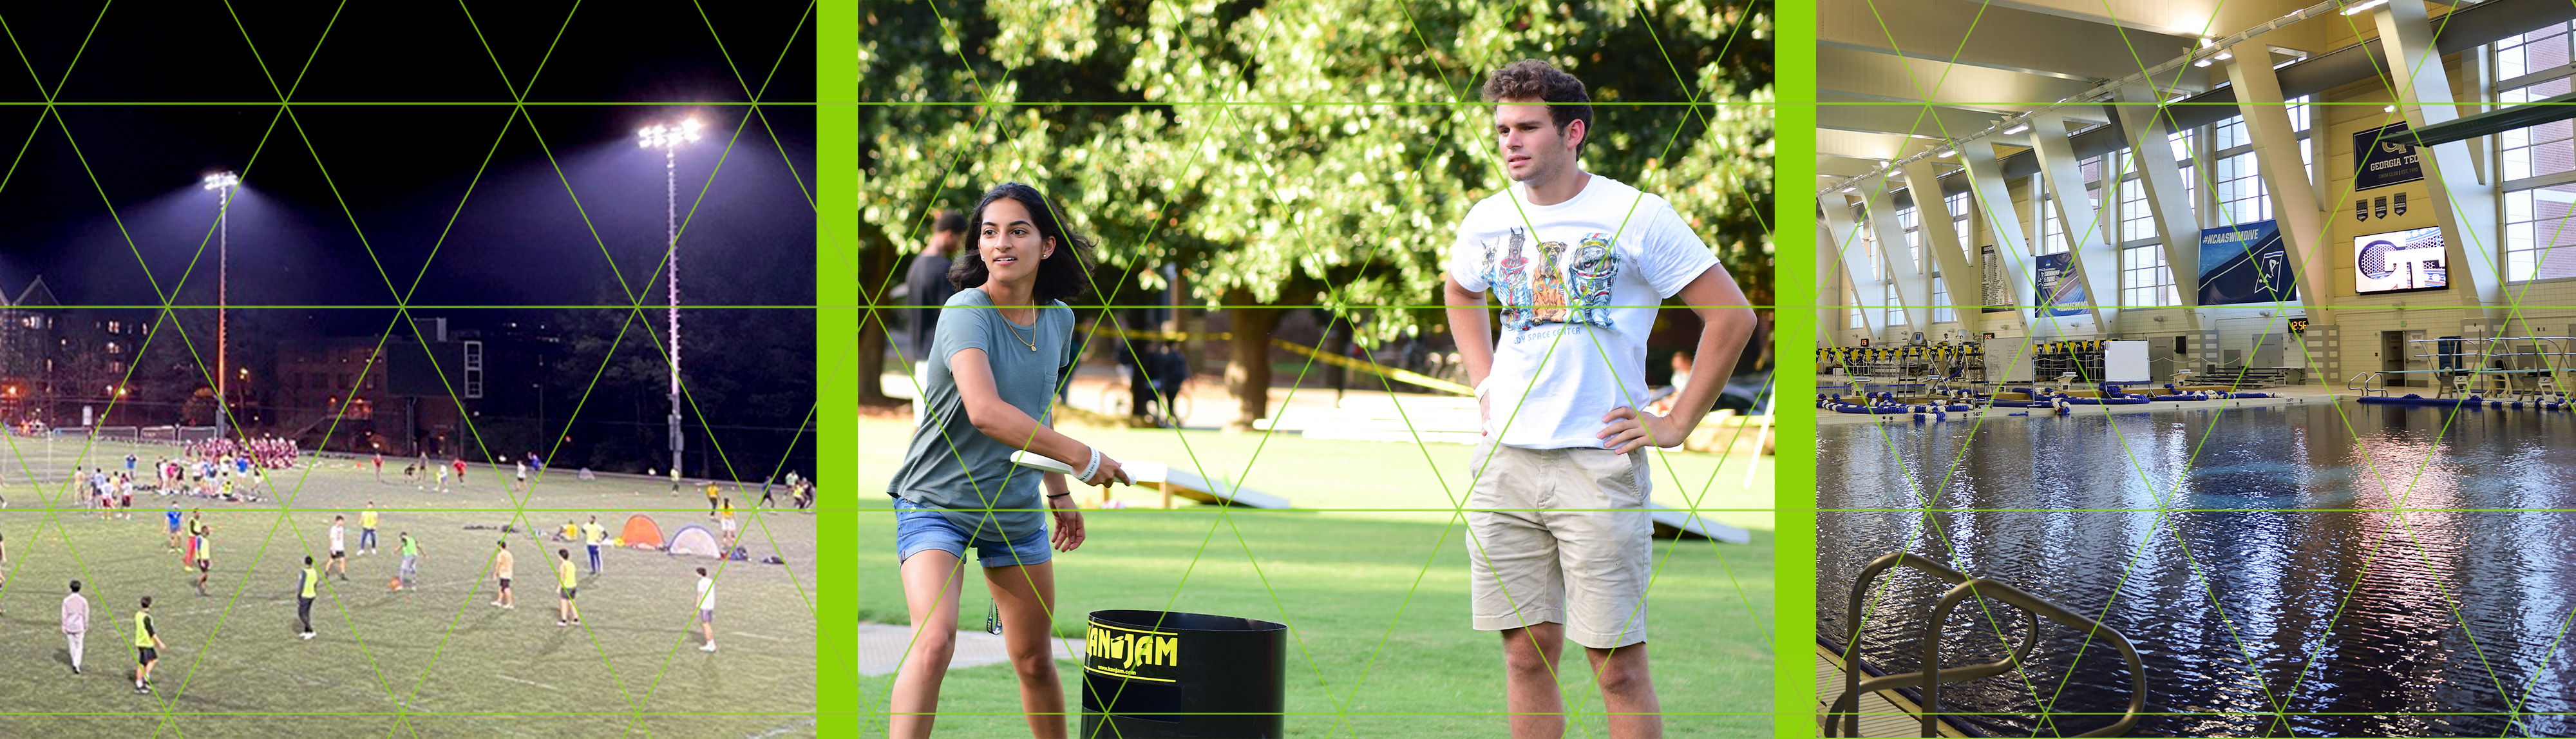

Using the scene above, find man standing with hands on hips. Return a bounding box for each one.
[1443,59,1756,739]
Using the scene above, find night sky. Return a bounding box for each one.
[0,1,817,324]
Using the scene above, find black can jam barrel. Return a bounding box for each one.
[1080,609,1287,738]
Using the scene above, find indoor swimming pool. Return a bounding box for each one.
[1819,402,2576,736]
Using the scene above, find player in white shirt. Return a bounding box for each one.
[694,568,717,652]
[326,515,351,581]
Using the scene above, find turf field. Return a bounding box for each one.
[852,416,1775,737]
[0,437,817,738]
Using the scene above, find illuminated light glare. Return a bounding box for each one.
[636,118,707,149]
[2342,0,2388,15]
[2003,124,2031,135]
[200,171,240,191]
[1937,149,1955,158]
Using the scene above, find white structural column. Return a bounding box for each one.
[2374,0,2505,323]
[2026,111,2116,328]
[2224,42,2338,323]
[1958,140,2037,328]
[1819,202,1873,337]
[1901,160,1985,336]
[2107,85,2208,325]
[1860,180,1934,331]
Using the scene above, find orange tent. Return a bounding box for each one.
[619,514,664,549]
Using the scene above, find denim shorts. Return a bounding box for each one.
[893,497,1051,568]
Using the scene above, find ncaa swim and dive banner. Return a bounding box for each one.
[2198,220,2298,305]
[2032,251,2087,318]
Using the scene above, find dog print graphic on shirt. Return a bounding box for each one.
[1481,229,1621,336]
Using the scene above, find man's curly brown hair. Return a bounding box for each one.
[1481,59,1593,155]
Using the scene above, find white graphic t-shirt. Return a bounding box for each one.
[1449,175,1717,450]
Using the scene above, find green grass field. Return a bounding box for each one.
[852,416,1775,737]
[0,437,817,738]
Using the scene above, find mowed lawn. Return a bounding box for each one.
[0,439,817,738]
[851,416,1774,737]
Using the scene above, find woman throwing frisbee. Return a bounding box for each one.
[886,182,1128,738]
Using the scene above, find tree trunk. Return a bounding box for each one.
[1224,293,1278,432]
[855,247,902,407]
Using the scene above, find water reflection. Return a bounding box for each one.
[1818,403,2576,736]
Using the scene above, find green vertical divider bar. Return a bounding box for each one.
[817,0,860,734]
[1772,0,1819,733]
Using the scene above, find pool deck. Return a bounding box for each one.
[1815,643,1968,737]
[1812,382,2376,427]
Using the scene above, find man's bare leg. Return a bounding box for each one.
[1501,623,1569,738]
[1586,642,1660,738]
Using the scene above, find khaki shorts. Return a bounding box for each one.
[1464,440,1653,649]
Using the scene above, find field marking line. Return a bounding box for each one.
[725,631,782,641]
[746,718,818,739]
[493,673,559,691]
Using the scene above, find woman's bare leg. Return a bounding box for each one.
[889,551,967,739]
[987,562,1066,739]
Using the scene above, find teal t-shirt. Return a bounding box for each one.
[886,287,1077,541]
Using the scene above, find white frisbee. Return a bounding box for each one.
[1010,451,1133,485]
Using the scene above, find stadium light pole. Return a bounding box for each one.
[201,171,241,441]
[637,117,702,483]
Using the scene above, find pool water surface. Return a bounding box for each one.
[1819,402,2576,736]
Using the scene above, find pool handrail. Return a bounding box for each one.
[2347,370,2389,397]
[1828,552,2146,738]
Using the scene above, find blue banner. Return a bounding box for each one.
[2198,220,2298,305]
[2033,251,2087,318]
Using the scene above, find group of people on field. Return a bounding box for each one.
[10,495,736,697]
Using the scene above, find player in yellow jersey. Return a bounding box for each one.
[554,548,581,626]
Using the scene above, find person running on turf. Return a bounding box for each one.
[395,532,420,591]
[296,556,319,640]
[62,580,88,675]
[133,595,164,694]
[359,503,379,555]
[694,566,717,652]
[192,526,214,596]
[1442,59,1756,739]
[718,498,739,551]
[554,548,580,626]
[491,540,516,609]
[327,515,350,581]
[885,182,1129,739]
[182,510,205,570]
[582,516,606,575]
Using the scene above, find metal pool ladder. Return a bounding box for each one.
[1825,552,2146,738]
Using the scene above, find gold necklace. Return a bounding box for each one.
[1003,312,1037,351]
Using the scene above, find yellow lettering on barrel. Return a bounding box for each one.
[1155,635,1179,667]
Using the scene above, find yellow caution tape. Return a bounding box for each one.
[1080,324,1472,396]
[1270,340,1475,396]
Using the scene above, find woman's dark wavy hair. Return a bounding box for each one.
[947,182,1095,304]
